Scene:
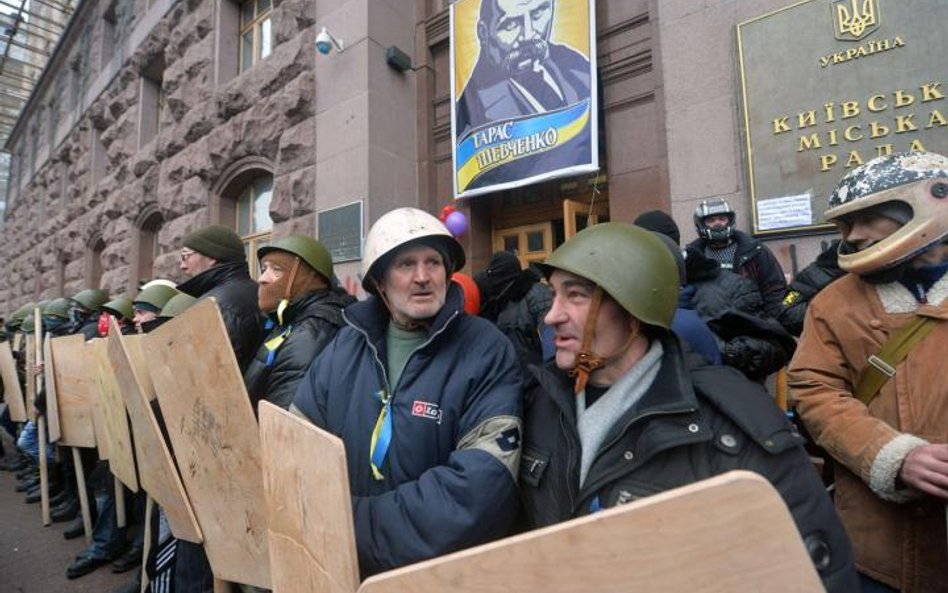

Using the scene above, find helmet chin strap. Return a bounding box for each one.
[568,286,641,395]
[276,257,301,327]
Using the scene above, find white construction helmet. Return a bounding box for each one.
[361,207,466,294]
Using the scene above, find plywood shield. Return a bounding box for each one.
[51,335,98,448]
[109,332,202,543]
[148,298,270,588]
[358,471,823,593]
[89,336,137,489]
[43,335,61,442]
[0,341,27,422]
[258,402,359,593]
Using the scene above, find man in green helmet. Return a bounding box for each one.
[67,288,110,340]
[243,235,354,411]
[131,283,180,333]
[519,222,858,592]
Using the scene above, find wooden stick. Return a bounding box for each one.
[115,476,126,528]
[38,416,51,525]
[72,448,93,544]
[140,496,154,593]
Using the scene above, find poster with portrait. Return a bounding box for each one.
[451,0,598,199]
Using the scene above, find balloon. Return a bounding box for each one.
[444,211,468,237]
[451,272,481,315]
[440,205,457,222]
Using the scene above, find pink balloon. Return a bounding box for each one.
[444,211,468,237]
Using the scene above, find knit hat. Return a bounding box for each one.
[651,232,687,286]
[634,210,681,246]
[182,225,246,263]
[484,251,523,292]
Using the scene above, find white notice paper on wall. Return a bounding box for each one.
[757,194,813,231]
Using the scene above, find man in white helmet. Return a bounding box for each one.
[292,207,523,577]
[789,151,948,593]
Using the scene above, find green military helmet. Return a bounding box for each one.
[9,302,37,324]
[43,298,72,320]
[101,296,134,321]
[540,222,680,329]
[257,235,333,281]
[159,293,198,319]
[22,300,50,332]
[133,284,179,312]
[71,288,110,311]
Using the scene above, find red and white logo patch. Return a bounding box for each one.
[411,400,442,424]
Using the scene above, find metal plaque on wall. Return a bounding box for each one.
[317,201,363,263]
[737,0,947,236]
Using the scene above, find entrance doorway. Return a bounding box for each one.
[492,222,554,268]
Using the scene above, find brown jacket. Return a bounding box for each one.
[788,272,948,593]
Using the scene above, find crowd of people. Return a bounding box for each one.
[1,151,946,593]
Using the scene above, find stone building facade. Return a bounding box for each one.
[1,0,843,312]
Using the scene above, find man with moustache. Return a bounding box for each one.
[293,208,523,577]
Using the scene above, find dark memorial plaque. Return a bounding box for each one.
[318,201,362,263]
[737,0,947,236]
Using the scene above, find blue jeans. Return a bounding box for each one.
[16,420,52,462]
[84,462,127,559]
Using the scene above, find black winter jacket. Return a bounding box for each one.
[688,230,788,318]
[685,248,793,380]
[292,283,523,577]
[520,333,858,593]
[777,240,845,336]
[244,288,354,411]
[178,261,262,372]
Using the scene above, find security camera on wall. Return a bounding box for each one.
[316,27,345,55]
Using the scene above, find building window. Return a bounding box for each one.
[236,175,273,277]
[137,211,163,284]
[88,236,105,288]
[239,0,271,73]
[92,127,107,184]
[139,56,165,148]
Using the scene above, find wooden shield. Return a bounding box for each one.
[259,402,359,593]
[43,335,61,442]
[0,341,27,422]
[50,334,98,448]
[108,331,203,543]
[358,471,823,593]
[94,329,139,491]
[148,298,270,588]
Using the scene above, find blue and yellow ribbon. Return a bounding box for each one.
[369,389,393,480]
[455,99,591,192]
